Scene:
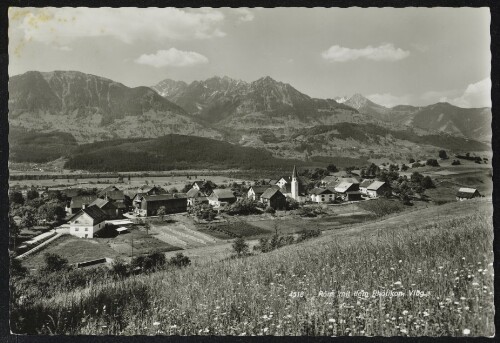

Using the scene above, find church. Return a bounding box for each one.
[277,166,307,203]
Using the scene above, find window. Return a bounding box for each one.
[75,227,79,231]
[85,228,88,231]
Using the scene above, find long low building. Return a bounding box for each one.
[136,194,188,216]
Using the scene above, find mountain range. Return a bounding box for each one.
[7,70,492,167]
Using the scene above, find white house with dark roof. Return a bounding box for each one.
[309,187,336,203]
[67,205,108,238]
[247,185,271,201]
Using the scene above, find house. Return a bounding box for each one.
[276,176,292,189]
[337,177,360,186]
[247,185,271,200]
[89,198,122,219]
[359,179,373,195]
[366,181,390,198]
[186,188,209,206]
[260,188,286,210]
[137,185,167,196]
[66,195,97,214]
[456,188,481,201]
[191,180,217,195]
[97,185,121,197]
[321,175,339,187]
[138,194,188,216]
[334,182,361,201]
[309,187,336,203]
[208,189,237,207]
[67,205,108,238]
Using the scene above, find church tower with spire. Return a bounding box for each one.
[291,165,299,200]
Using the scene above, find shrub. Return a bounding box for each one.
[169,253,191,268]
[42,253,69,273]
[232,237,250,257]
[451,160,461,165]
[110,258,128,278]
[264,206,276,214]
[426,159,440,167]
[297,228,321,242]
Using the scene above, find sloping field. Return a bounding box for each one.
[11,199,493,336]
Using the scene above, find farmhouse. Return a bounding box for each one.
[366,181,390,198]
[191,180,217,195]
[66,195,97,214]
[186,188,209,206]
[260,187,286,210]
[456,188,481,201]
[208,189,237,207]
[67,205,108,238]
[334,182,362,201]
[247,185,271,200]
[309,187,336,203]
[321,175,338,187]
[136,194,188,216]
[89,198,122,219]
[97,185,121,197]
[359,179,373,195]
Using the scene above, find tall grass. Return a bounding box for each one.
[11,207,493,336]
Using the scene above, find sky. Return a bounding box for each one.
[8,7,491,108]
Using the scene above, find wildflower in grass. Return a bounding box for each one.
[401,328,408,334]
[463,329,471,335]
[394,281,402,287]
[329,318,335,323]
[423,311,429,317]
[153,322,160,326]
[263,327,268,333]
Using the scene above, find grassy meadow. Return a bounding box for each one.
[10,200,493,336]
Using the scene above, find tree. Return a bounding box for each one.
[451,160,461,165]
[111,257,128,278]
[438,150,448,160]
[157,206,166,217]
[169,253,191,268]
[400,164,408,171]
[26,189,39,201]
[9,191,24,205]
[9,215,20,250]
[20,212,36,229]
[10,252,28,277]
[326,164,338,173]
[421,176,435,189]
[43,253,69,272]
[232,237,249,257]
[408,158,415,164]
[426,159,440,167]
[37,202,66,223]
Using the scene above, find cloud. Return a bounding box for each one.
[367,78,491,108]
[135,48,208,68]
[234,8,255,22]
[366,93,412,108]
[10,7,226,46]
[445,78,491,108]
[322,43,410,62]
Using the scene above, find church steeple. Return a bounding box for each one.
[291,165,299,200]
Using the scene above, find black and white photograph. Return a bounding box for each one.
[6,6,494,336]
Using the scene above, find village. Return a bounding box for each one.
[8,151,488,271]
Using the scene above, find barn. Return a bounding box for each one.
[139,194,188,216]
[260,188,286,210]
[456,188,481,201]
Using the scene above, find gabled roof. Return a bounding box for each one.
[143,194,187,202]
[269,179,280,185]
[360,179,373,188]
[458,187,478,193]
[338,177,360,184]
[97,185,121,197]
[186,188,202,198]
[133,192,146,201]
[334,182,355,194]
[322,175,338,184]
[261,187,284,199]
[456,188,480,198]
[69,205,108,224]
[89,198,116,209]
[309,187,335,195]
[70,195,97,208]
[249,186,270,195]
[210,189,236,200]
[279,176,293,183]
[367,181,386,191]
[101,190,125,201]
